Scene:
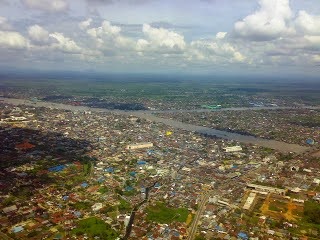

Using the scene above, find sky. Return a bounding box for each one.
[0,0,320,76]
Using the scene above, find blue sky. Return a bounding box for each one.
[0,0,320,76]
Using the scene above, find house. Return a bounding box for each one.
[3,205,18,214]
[92,203,103,211]
[223,146,242,153]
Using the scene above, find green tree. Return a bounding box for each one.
[304,200,320,224]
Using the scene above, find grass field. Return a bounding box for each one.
[268,200,288,212]
[71,217,118,239]
[146,202,189,224]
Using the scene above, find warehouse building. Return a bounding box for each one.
[126,142,153,150]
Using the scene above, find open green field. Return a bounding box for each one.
[268,200,288,212]
[71,217,119,239]
[146,202,189,223]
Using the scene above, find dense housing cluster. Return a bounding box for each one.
[157,109,320,146]
[0,99,320,240]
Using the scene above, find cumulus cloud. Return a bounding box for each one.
[136,38,149,51]
[216,32,227,39]
[49,32,82,53]
[234,0,294,41]
[296,11,320,35]
[79,18,92,30]
[21,0,68,12]
[142,24,186,50]
[28,25,50,44]
[0,31,28,49]
[87,20,121,38]
[86,0,152,5]
[304,35,320,50]
[85,20,136,52]
[0,16,11,30]
[189,39,245,63]
[0,1,319,74]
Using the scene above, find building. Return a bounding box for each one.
[92,203,103,211]
[126,142,153,150]
[246,184,286,195]
[243,192,256,210]
[3,205,17,214]
[223,146,242,153]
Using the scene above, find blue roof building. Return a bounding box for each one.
[238,232,249,240]
[105,167,114,173]
[81,182,88,188]
[74,211,81,218]
[306,138,315,145]
[97,177,105,183]
[48,165,66,172]
[125,186,134,192]
[137,160,147,165]
[12,226,24,233]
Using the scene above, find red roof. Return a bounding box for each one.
[15,141,35,150]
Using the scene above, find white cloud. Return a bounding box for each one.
[0,1,319,74]
[21,0,68,12]
[136,38,149,51]
[216,32,227,39]
[189,39,245,63]
[234,0,294,41]
[304,35,320,50]
[233,51,245,62]
[142,24,186,50]
[0,16,11,30]
[79,18,92,30]
[49,32,82,53]
[313,55,320,63]
[0,31,28,49]
[28,25,49,43]
[86,20,136,52]
[296,11,320,35]
[87,20,121,38]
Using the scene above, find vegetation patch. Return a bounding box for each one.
[71,217,118,239]
[146,202,189,224]
[303,200,320,224]
[268,200,288,212]
[252,197,265,212]
[71,201,91,211]
[118,198,132,212]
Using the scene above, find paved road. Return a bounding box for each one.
[187,193,210,240]
[0,97,312,153]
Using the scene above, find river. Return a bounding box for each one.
[0,97,311,153]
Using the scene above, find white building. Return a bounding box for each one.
[92,203,103,211]
[126,142,153,150]
[243,192,256,210]
[223,146,242,153]
[247,184,286,195]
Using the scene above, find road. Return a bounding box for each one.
[0,97,312,153]
[187,192,210,240]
